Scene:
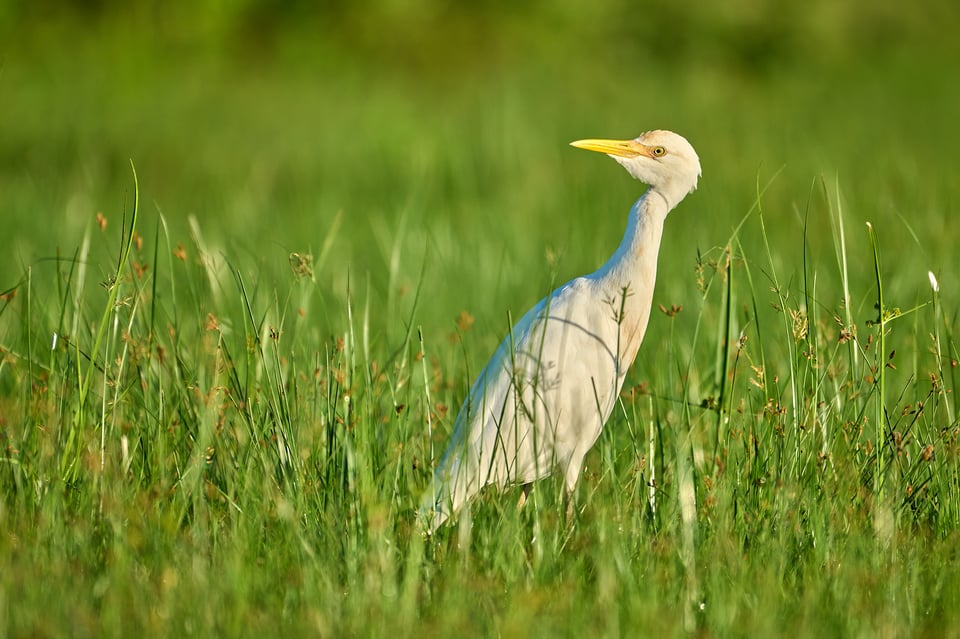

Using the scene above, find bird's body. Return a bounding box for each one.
[421,130,701,533]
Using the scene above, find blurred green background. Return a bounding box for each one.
[2,0,959,367]
[3,3,960,636]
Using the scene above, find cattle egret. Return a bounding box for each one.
[420,130,702,533]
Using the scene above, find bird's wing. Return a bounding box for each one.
[426,277,629,521]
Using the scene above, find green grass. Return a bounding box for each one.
[2,3,960,637]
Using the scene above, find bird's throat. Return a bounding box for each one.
[599,191,667,286]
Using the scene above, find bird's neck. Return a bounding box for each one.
[593,188,669,291]
[585,189,671,372]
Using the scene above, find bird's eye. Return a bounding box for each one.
[652,146,666,157]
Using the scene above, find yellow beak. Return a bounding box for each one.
[569,138,651,158]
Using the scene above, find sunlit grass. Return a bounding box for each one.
[4,159,959,636]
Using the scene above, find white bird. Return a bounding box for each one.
[420,130,702,533]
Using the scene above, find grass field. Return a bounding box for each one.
[2,3,960,636]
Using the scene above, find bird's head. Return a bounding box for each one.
[571,130,701,208]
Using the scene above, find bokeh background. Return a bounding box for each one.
[3,4,960,636]
[3,2,958,318]
[0,1,958,396]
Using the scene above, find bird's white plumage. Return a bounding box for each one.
[420,130,702,532]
